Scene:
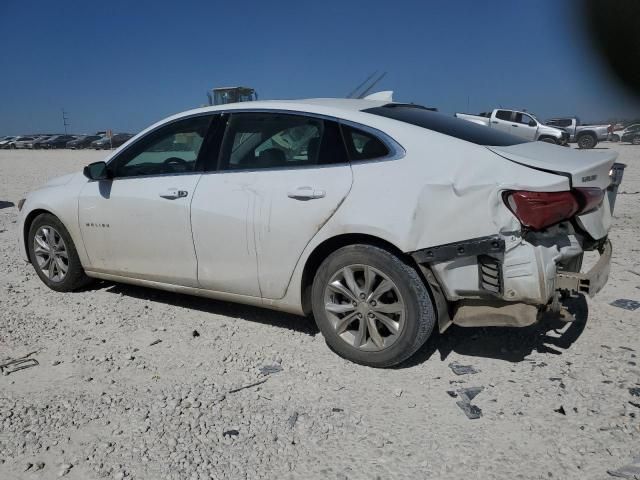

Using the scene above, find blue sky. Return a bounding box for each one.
[1,0,638,135]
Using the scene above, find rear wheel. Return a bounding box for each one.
[311,244,436,367]
[28,213,91,292]
[633,135,640,145]
[577,133,597,149]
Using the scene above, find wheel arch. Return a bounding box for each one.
[22,208,56,261]
[300,233,415,315]
[537,135,558,144]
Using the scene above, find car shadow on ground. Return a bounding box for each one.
[0,201,15,209]
[399,295,589,368]
[95,281,319,336]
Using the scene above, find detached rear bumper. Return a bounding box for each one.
[555,240,611,298]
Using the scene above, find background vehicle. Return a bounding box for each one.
[545,117,610,149]
[67,135,101,149]
[620,124,640,145]
[11,136,36,149]
[90,134,133,149]
[206,86,257,106]
[455,109,568,144]
[17,99,617,367]
[0,136,18,148]
[30,135,55,149]
[612,123,640,143]
[41,134,76,149]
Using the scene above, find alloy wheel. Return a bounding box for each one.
[323,264,406,351]
[33,226,69,282]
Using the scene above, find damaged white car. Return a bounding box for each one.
[17,99,618,367]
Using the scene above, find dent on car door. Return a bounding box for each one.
[190,112,353,299]
[78,115,213,286]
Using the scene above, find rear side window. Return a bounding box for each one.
[364,105,528,146]
[341,125,389,161]
[220,113,347,170]
[495,110,512,121]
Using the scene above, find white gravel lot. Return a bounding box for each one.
[0,145,639,480]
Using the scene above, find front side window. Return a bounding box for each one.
[220,112,347,170]
[515,112,535,125]
[341,125,389,161]
[111,116,211,178]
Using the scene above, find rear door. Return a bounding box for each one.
[191,111,353,299]
[491,110,514,135]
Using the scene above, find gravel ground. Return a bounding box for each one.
[0,145,639,480]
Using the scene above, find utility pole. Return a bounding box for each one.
[62,109,70,134]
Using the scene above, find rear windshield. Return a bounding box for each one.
[363,104,528,146]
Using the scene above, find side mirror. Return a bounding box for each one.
[529,120,537,127]
[83,161,110,181]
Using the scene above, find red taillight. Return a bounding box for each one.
[573,187,605,214]
[504,191,579,230]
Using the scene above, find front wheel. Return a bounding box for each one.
[633,135,640,146]
[539,137,557,144]
[311,244,436,367]
[28,213,91,292]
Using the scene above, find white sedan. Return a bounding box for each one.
[17,98,617,367]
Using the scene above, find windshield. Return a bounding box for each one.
[364,104,528,146]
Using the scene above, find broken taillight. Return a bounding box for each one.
[504,188,604,230]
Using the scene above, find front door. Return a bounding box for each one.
[513,112,538,141]
[191,112,353,299]
[78,115,213,286]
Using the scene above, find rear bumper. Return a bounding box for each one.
[555,240,611,297]
[411,231,611,329]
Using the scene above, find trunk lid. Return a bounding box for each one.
[488,142,617,190]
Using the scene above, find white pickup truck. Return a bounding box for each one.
[545,117,610,149]
[455,109,568,145]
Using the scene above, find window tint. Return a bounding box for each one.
[364,105,528,146]
[515,112,535,125]
[112,116,210,178]
[495,110,512,121]
[342,125,389,161]
[220,113,347,170]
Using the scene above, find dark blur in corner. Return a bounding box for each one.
[584,0,640,98]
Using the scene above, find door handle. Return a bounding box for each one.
[491,121,498,124]
[159,189,188,200]
[287,186,326,200]
[512,124,518,127]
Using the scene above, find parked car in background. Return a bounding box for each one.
[90,134,133,150]
[619,124,640,145]
[0,136,18,148]
[41,135,76,149]
[455,109,568,144]
[30,135,55,149]
[67,135,101,149]
[17,98,617,367]
[611,123,640,143]
[12,136,36,149]
[545,117,610,149]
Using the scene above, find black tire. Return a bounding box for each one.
[311,244,436,367]
[611,134,620,142]
[633,135,640,146]
[27,213,91,292]
[577,133,597,149]
[539,137,557,144]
